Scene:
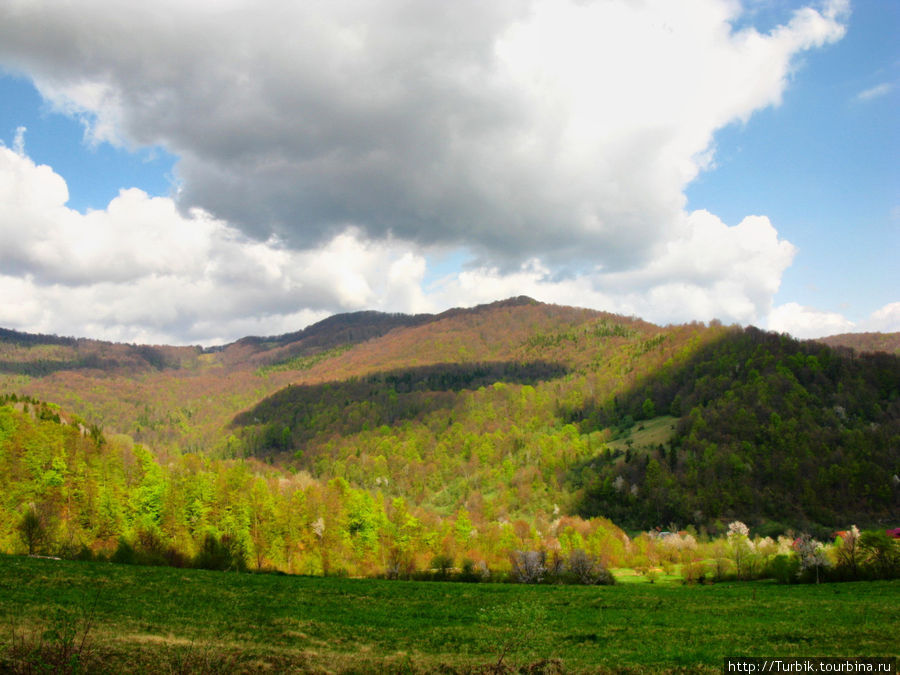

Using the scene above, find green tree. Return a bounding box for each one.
[18,504,47,555]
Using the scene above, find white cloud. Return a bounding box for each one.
[856,82,893,102]
[767,301,900,339]
[0,145,430,344]
[430,209,796,327]
[0,0,847,268]
[0,1,860,343]
[768,302,856,339]
[0,140,805,343]
[865,302,900,332]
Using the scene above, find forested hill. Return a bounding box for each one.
[569,327,900,531]
[816,331,900,355]
[1,299,898,541]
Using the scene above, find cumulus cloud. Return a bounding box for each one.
[3,139,894,345]
[767,301,900,339]
[0,139,804,343]
[768,302,856,339]
[431,209,796,326]
[0,0,870,344]
[0,145,428,343]
[0,0,847,267]
[863,302,900,333]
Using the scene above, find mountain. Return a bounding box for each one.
[816,332,900,356]
[1,298,898,557]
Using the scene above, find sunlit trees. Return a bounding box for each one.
[727,521,753,580]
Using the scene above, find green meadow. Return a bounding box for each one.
[1,555,897,673]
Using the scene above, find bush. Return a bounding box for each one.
[681,560,705,585]
[133,528,169,566]
[384,547,416,580]
[859,530,900,579]
[110,538,136,565]
[18,505,48,556]
[194,534,247,572]
[564,549,615,585]
[766,554,800,584]
[458,558,480,582]
[428,554,454,581]
[510,550,546,584]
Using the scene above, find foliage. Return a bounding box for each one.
[573,327,900,530]
[2,300,899,575]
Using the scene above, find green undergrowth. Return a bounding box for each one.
[1,555,897,673]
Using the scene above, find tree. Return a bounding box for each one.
[727,521,753,579]
[566,548,614,585]
[18,504,47,555]
[859,530,899,579]
[835,525,861,579]
[509,550,545,583]
[793,533,830,583]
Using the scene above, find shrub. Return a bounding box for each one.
[859,530,900,579]
[18,504,48,556]
[133,528,169,566]
[110,537,136,565]
[766,554,800,584]
[510,550,546,584]
[428,554,454,580]
[194,534,247,572]
[458,558,480,582]
[565,549,615,585]
[384,547,416,580]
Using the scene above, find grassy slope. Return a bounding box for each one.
[606,415,679,454]
[1,556,897,673]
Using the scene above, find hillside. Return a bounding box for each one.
[1,298,898,562]
[816,331,900,356]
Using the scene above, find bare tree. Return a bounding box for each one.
[509,550,546,583]
[567,549,614,585]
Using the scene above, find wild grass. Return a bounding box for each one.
[606,415,678,454]
[0,555,897,673]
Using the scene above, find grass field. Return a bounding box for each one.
[606,416,679,455]
[0,555,897,673]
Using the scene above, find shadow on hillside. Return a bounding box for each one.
[232,360,568,450]
[561,325,900,532]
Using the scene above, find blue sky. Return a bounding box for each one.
[687,0,899,322]
[0,76,177,213]
[0,0,896,344]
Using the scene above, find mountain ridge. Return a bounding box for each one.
[1,297,897,538]
[3,295,898,358]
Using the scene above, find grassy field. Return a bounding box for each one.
[0,555,897,673]
[606,415,679,455]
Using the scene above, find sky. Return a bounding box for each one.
[0,0,897,346]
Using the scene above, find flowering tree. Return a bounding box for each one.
[727,521,754,579]
[793,533,830,583]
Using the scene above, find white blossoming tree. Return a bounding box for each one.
[793,533,830,583]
